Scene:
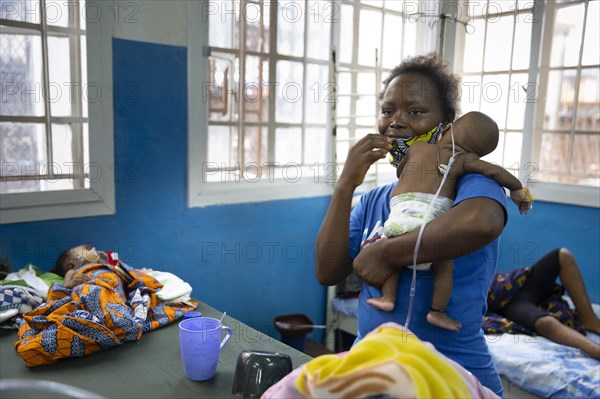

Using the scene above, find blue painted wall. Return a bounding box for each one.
[499,201,600,304]
[0,38,330,341]
[1,38,598,342]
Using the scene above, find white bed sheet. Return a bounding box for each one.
[329,297,600,398]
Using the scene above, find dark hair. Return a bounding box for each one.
[380,53,460,123]
[55,249,71,276]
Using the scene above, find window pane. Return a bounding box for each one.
[516,0,535,11]
[337,95,351,125]
[306,1,331,60]
[576,68,599,132]
[356,72,376,96]
[339,4,353,64]
[463,19,485,72]
[244,55,268,122]
[466,1,487,18]
[244,1,268,52]
[276,60,303,123]
[207,125,238,168]
[486,1,517,16]
[360,0,383,7]
[507,73,529,130]
[0,122,47,178]
[512,16,532,70]
[582,1,600,66]
[544,69,577,130]
[571,131,600,176]
[571,133,599,177]
[52,123,77,168]
[336,138,349,164]
[304,127,327,164]
[275,127,301,164]
[0,0,39,23]
[356,71,376,126]
[550,4,584,68]
[358,9,381,67]
[402,20,417,58]
[209,1,239,49]
[384,0,403,12]
[356,95,376,126]
[480,74,509,129]
[80,34,88,118]
[1,34,44,116]
[48,35,73,117]
[45,0,71,27]
[242,126,267,167]
[382,14,403,69]
[503,132,522,168]
[484,16,513,72]
[277,0,305,57]
[460,75,482,113]
[208,57,236,122]
[539,132,569,173]
[305,63,328,124]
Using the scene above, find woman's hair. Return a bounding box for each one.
[380,53,461,123]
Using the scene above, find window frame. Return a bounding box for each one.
[0,0,115,224]
[187,0,334,208]
[453,0,599,207]
[525,0,599,207]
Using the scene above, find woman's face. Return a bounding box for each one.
[378,73,446,139]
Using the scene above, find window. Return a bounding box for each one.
[334,0,430,194]
[0,0,114,223]
[455,0,599,206]
[188,0,334,207]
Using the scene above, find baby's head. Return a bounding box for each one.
[55,245,107,276]
[443,111,499,157]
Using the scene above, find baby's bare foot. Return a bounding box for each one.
[366,297,395,312]
[427,310,461,332]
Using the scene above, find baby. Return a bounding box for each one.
[55,245,109,288]
[368,111,534,331]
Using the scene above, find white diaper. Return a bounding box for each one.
[383,192,453,270]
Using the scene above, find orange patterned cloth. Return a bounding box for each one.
[15,262,195,367]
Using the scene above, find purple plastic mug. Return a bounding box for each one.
[179,317,232,381]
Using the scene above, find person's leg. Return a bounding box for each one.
[557,248,600,334]
[366,272,399,312]
[426,260,461,331]
[535,316,600,360]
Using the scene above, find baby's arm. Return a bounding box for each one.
[63,269,89,288]
[461,155,533,214]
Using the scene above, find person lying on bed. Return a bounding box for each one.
[485,247,600,360]
[55,245,110,288]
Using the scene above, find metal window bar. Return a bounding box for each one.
[39,0,54,180]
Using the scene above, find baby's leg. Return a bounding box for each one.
[367,272,399,312]
[427,260,462,331]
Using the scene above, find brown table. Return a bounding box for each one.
[0,302,312,398]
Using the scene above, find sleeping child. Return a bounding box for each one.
[55,245,110,288]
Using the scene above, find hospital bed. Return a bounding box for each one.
[326,278,600,399]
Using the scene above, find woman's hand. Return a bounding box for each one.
[353,238,396,288]
[338,134,392,189]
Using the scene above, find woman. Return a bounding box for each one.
[315,53,507,396]
[485,247,600,360]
